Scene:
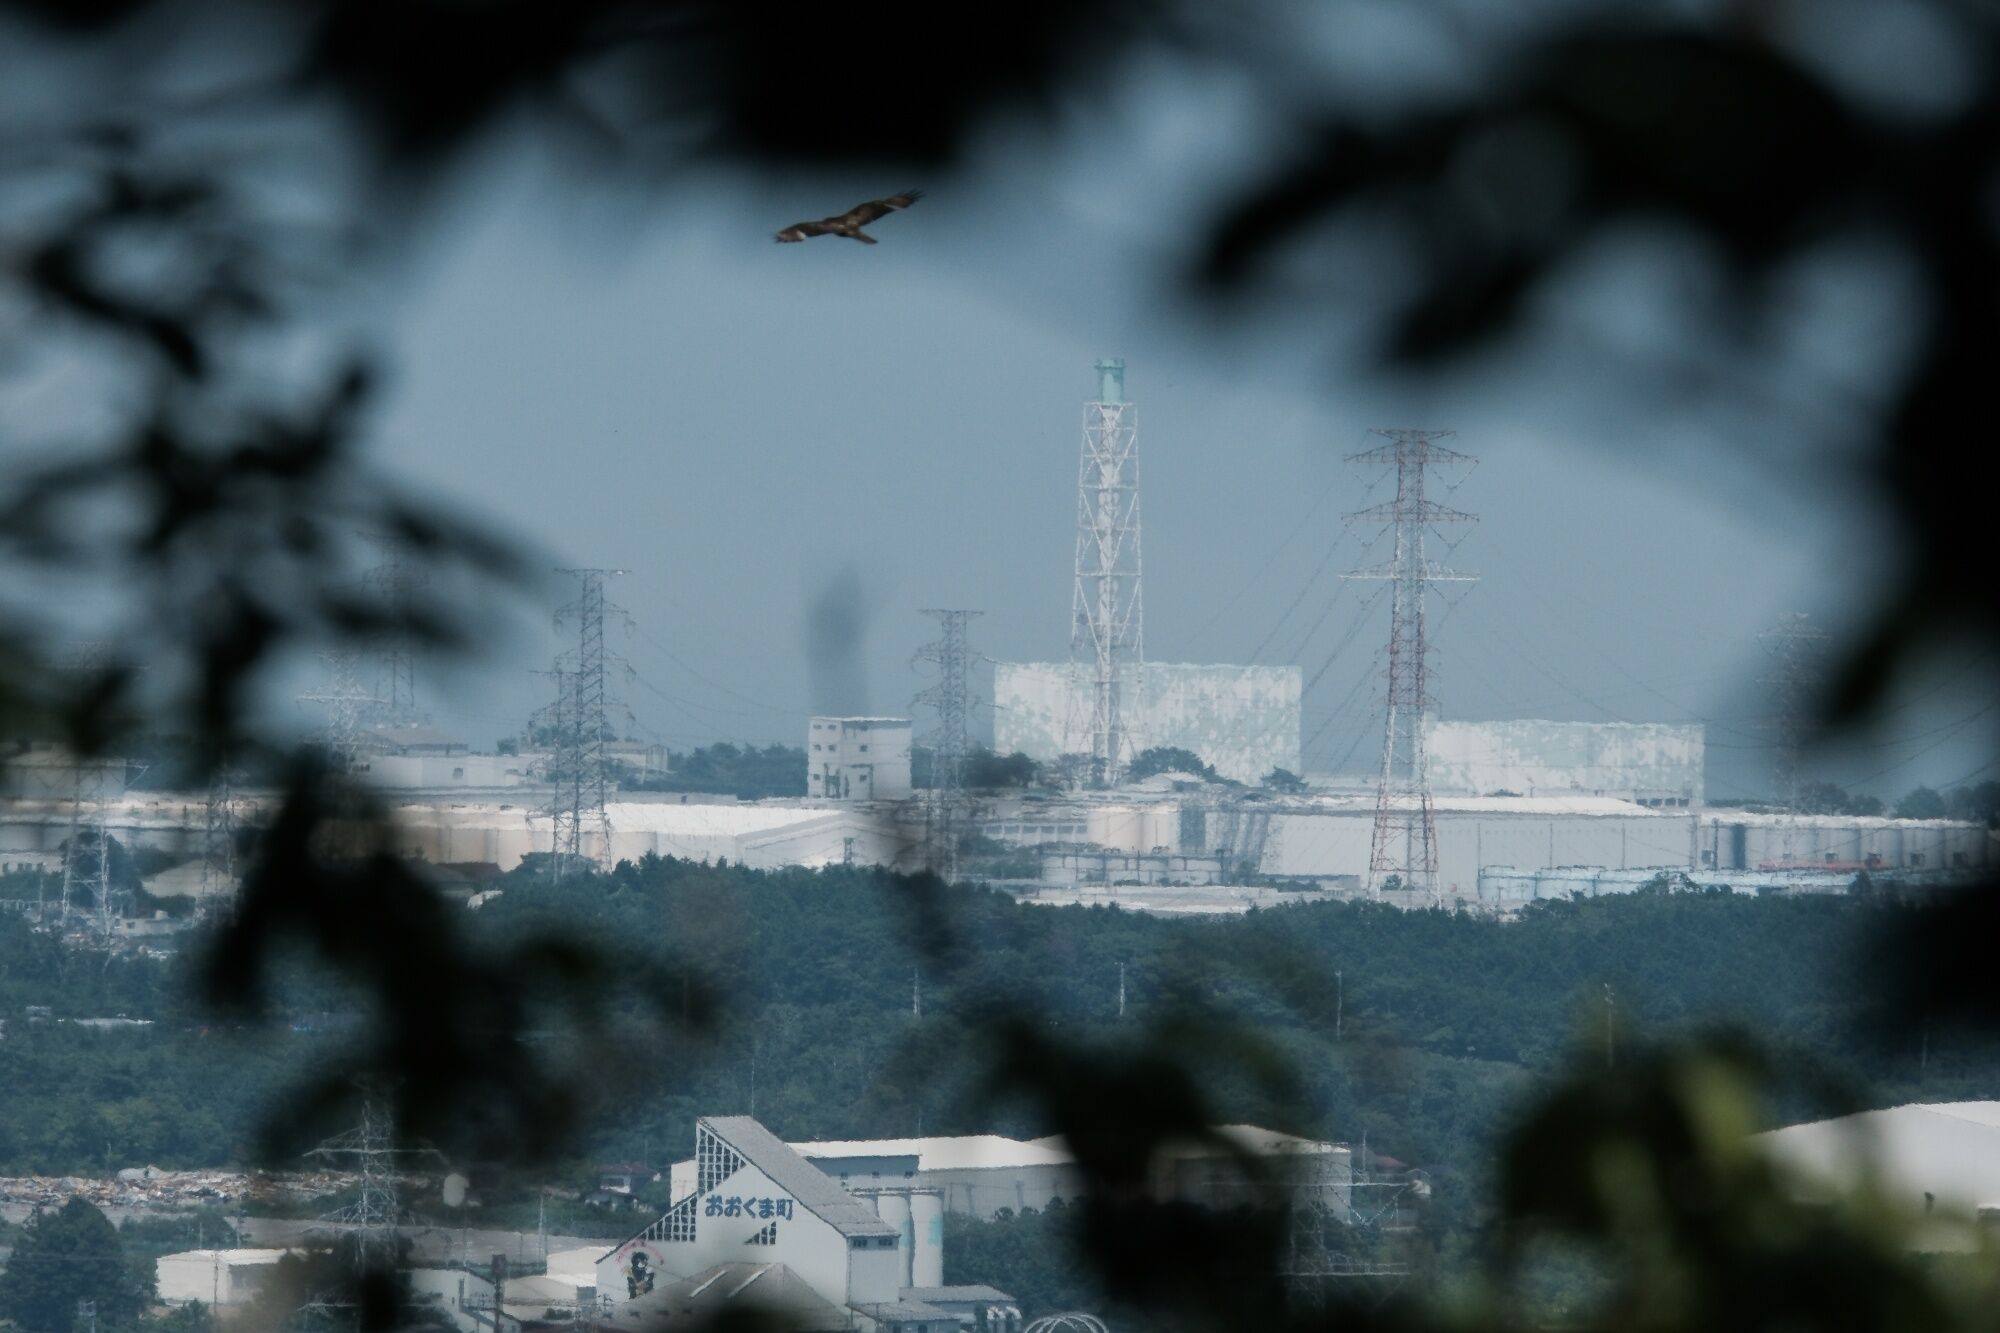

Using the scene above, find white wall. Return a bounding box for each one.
[358,753,533,790]
[1262,809,1693,895]
[916,1164,1088,1219]
[155,1252,283,1307]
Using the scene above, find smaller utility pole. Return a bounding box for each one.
[490,1253,509,1329]
[1604,983,1617,1071]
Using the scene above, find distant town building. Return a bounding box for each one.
[596,1116,1000,1332]
[806,718,912,801]
[155,1249,286,1307]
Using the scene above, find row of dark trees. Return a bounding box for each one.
[1793,780,2000,823]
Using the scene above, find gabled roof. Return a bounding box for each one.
[1758,1101,2000,1223]
[904,1285,1016,1304]
[701,1117,897,1239]
[795,1133,1073,1172]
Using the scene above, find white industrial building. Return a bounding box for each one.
[1757,1102,2000,1244]
[359,751,536,791]
[973,790,1989,905]
[669,1125,1352,1224]
[596,1117,998,1333]
[0,791,928,888]
[991,663,1301,784]
[1424,719,1705,807]
[156,1248,287,1307]
[807,718,914,801]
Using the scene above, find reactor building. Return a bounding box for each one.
[992,662,1302,784]
[1423,719,1704,808]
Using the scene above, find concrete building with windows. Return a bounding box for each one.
[596,1117,998,1333]
[807,718,913,801]
[961,783,1991,909]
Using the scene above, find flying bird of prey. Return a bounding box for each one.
[775,190,924,245]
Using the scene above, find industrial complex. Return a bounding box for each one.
[2,358,1991,942]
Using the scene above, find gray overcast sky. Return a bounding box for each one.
[362,79,1989,803]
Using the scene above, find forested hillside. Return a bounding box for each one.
[4,862,1992,1249]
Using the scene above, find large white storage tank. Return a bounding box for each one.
[870,1190,915,1286]
[909,1189,944,1288]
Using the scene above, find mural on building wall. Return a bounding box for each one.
[993,662,1301,784]
[625,1250,656,1299]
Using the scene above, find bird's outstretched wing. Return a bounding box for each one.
[837,189,924,229]
[775,219,841,243]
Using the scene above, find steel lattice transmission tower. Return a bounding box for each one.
[296,1088,439,1328]
[197,765,239,918]
[366,552,426,729]
[300,651,376,775]
[1065,359,1143,788]
[914,609,981,878]
[1343,429,1476,901]
[307,1094,403,1272]
[540,568,626,879]
[51,642,111,935]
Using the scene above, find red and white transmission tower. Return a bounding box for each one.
[1343,429,1476,901]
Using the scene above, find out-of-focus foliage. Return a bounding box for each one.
[5,1,2000,1330]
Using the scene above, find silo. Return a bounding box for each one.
[910,1189,945,1288]
[871,1190,914,1286]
